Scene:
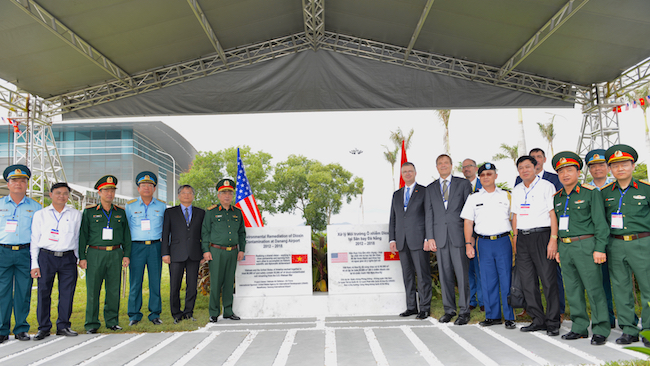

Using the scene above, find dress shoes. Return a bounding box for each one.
[108,325,123,331]
[561,331,588,340]
[547,328,560,336]
[454,313,470,326]
[504,320,516,329]
[416,311,430,320]
[174,317,182,324]
[399,309,419,317]
[0,335,8,343]
[479,319,502,327]
[86,328,98,334]
[616,333,639,344]
[469,305,476,311]
[224,314,241,320]
[591,334,607,345]
[56,328,78,336]
[128,320,140,326]
[182,314,196,321]
[209,316,219,323]
[520,323,547,332]
[34,330,50,341]
[151,318,163,325]
[439,313,456,323]
[15,332,30,341]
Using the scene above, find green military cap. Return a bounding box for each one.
[135,171,157,186]
[216,178,235,192]
[585,149,607,166]
[3,164,31,181]
[605,144,637,164]
[552,151,583,171]
[94,175,118,190]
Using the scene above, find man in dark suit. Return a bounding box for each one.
[389,162,432,320]
[162,184,205,324]
[425,154,472,325]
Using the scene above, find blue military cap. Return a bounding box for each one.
[585,149,606,166]
[3,164,31,181]
[136,171,157,186]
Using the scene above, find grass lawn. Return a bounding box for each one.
[26,264,211,334]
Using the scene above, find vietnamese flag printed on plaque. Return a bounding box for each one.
[384,252,400,261]
[291,254,309,264]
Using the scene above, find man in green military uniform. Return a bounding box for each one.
[551,152,610,345]
[601,144,650,346]
[79,175,131,333]
[202,178,246,322]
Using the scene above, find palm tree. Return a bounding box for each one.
[435,110,451,154]
[382,145,399,191]
[625,82,650,153]
[492,143,519,165]
[389,127,415,152]
[537,116,556,156]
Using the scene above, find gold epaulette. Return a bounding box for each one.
[554,188,564,196]
[602,181,616,190]
[126,198,138,204]
[86,204,97,209]
[113,204,124,210]
[581,183,596,190]
[155,198,166,204]
[207,204,218,210]
[639,180,650,186]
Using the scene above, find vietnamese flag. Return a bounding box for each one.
[384,252,400,261]
[398,140,408,189]
[291,254,309,264]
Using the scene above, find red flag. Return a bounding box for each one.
[617,106,622,113]
[641,98,646,107]
[384,251,400,261]
[291,254,309,263]
[398,140,408,189]
[235,148,264,227]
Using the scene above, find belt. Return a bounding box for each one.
[611,232,650,241]
[89,245,122,251]
[40,248,75,257]
[518,227,551,235]
[133,240,160,245]
[1,243,29,250]
[477,232,510,240]
[210,243,238,251]
[561,234,594,244]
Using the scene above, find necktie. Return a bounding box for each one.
[442,180,449,201]
[404,187,411,210]
[184,207,190,226]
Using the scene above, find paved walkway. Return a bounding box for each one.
[0,316,645,366]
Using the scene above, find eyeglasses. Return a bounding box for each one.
[462,165,476,169]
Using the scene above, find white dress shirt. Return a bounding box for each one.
[30,204,82,269]
[460,187,512,236]
[511,177,556,230]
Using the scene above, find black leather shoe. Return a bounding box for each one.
[454,313,470,326]
[225,314,241,320]
[34,330,50,340]
[416,311,430,320]
[182,314,196,321]
[591,334,607,345]
[616,333,639,344]
[439,313,456,323]
[479,319,502,327]
[520,323,547,332]
[547,328,560,336]
[562,331,588,340]
[108,325,122,331]
[15,332,30,341]
[86,328,98,334]
[174,317,182,324]
[128,320,140,326]
[209,316,219,323]
[400,309,418,317]
[151,318,163,325]
[504,320,516,329]
[469,305,476,310]
[56,328,78,336]
[0,335,8,343]
[643,336,650,348]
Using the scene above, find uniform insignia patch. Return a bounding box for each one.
[575,200,585,204]
[633,195,646,199]
[605,198,615,201]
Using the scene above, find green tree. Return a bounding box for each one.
[179,146,276,214]
[633,162,648,181]
[492,144,519,165]
[435,110,451,154]
[274,155,364,233]
[383,127,414,190]
[537,116,556,155]
[382,145,399,191]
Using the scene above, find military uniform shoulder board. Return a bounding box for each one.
[602,181,616,190]
[506,191,511,203]
[207,204,218,210]
[639,180,650,186]
[155,198,166,204]
[233,205,242,210]
[85,204,97,209]
[553,188,564,196]
[114,204,124,210]
[581,183,596,190]
[126,198,138,204]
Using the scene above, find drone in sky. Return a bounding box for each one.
[349,148,363,155]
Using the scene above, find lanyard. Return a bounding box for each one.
[143,200,150,219]
[52,208,65,230]
[523,176,541,204]
[563,192,571,215]
[102,207,113,228]
[617,186,631,213]
[11,200,24,220]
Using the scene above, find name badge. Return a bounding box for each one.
[519,203,530,216]
[141,219,151,231]
[611,213,623,229]
[103,227,114,240]
[4,220,17,233]
[49,229,60,242]
[559,215,569,231]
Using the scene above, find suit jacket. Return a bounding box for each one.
[424,176,472,249]
[161,205,205,262]
[514,171,562,191]
[389,183,426,251]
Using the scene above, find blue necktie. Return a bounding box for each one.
[404,187,411,210]
[184,207,190,226]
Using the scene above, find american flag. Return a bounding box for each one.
[235,148,264,227]
[239,255,256,265]
[331,252,348,263]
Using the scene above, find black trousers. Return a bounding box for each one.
[169,260,200,319]
[37,249,78,331]
[516,230,560,329]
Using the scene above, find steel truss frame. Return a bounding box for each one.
[302,0,325,49]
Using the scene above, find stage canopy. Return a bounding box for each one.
[1,0,649,119]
